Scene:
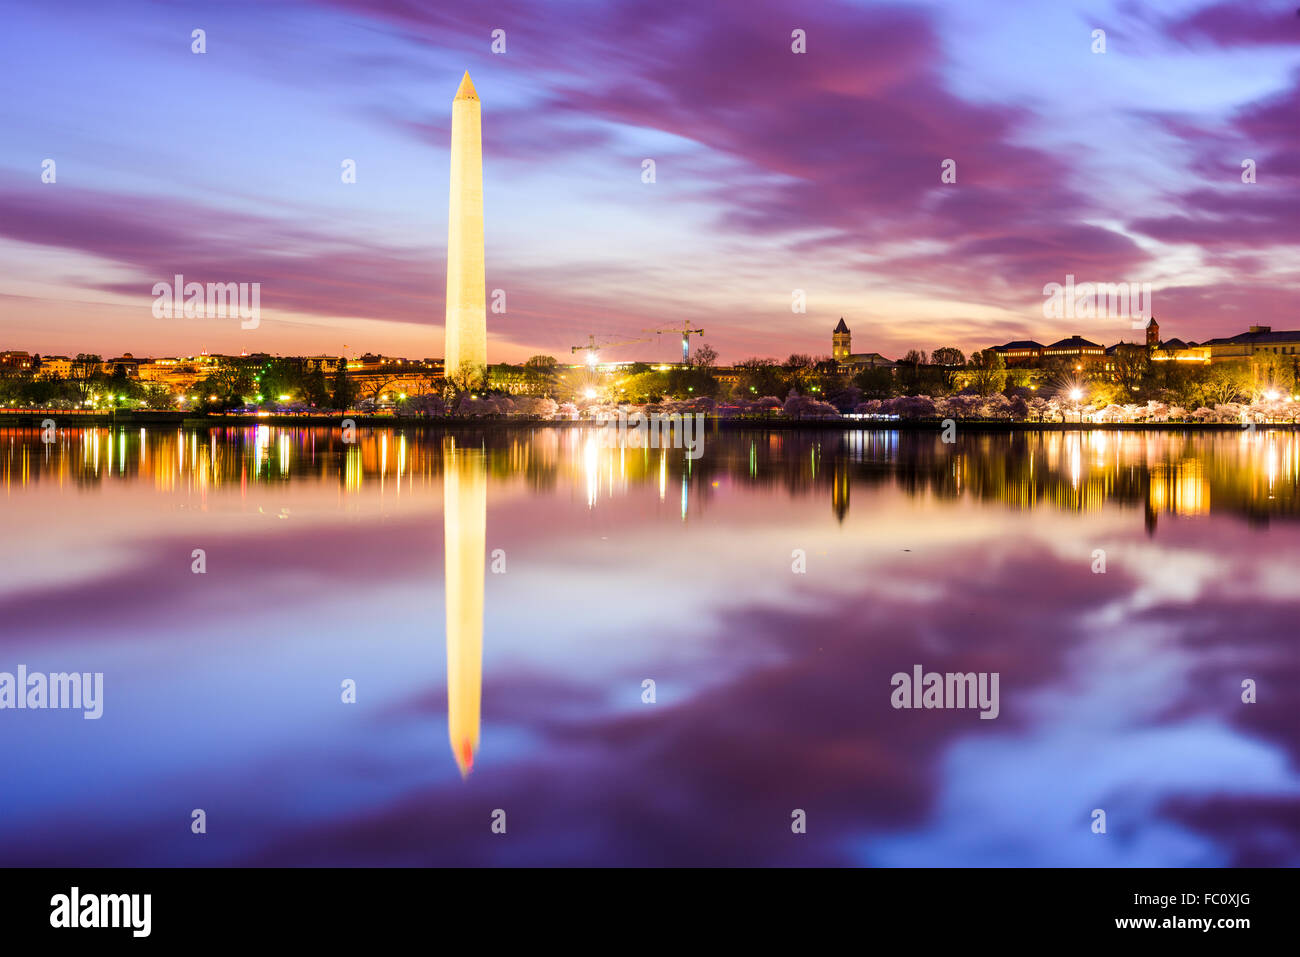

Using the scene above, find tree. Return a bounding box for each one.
[142,384,174,410]
[897,350,929,393]
[446,361,487,394]
[693,343,718,369]
[1203,362,1247,406]
[621,369,669,403]
[302,366,329,406]
[1247,352,1296,400]
[733,357,784,398]
[931,347,965,367]
[520,355,558,395]
[663,363,718,399]
[853,366,894,399]
[70,354,102,402]
[1110,342,1150,396]
[200,358,255,407]
[331,362,354,409]
[966,349,1007,396]
[358,375,404,407]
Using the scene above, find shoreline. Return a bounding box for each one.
[0,410,1293,431]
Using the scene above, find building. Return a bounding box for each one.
[37,356,73,379]
[302,356,344,374]
[990,340,1045,366]
[1147,325,1300,364]
[1042,335,1105,366]
[713,367,741,389]
[103,354,141,378]
[842,352,897,369]
[0,351,33,372]
[832,318,851,360]
[1199,326,1300,362]
[1149,338,1209,363]
[829,319,896,369]
[138,358,206,389]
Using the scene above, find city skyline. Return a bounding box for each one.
[1,1,1298,365]
[0,311,1293,370]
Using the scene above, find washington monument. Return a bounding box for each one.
[444,71,487,387]
[443,438,485,778]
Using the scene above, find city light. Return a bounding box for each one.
[586,352,599,366]
[583,387,597,399]
[1069,388,1083,401]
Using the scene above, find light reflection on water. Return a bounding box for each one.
[1,425,1298,866]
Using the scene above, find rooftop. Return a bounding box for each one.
[1201,327,1300,346]
[1045,335,1103,350]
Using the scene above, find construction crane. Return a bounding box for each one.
[569,334,651,366]
[643,320,705,364]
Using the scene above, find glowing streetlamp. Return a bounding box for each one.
[1068,387,1084,424]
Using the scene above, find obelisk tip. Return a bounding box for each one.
[454,71,478,101]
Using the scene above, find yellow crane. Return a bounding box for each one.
[569,334,651,366]
[643,320,705,364]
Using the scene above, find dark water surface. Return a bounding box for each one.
[1,425,1297,866]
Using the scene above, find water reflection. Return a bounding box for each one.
[1,425,1298,866]
[443,439,484,777]
[6,426,1300,527]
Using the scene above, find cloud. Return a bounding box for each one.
[1167,1,1300,48]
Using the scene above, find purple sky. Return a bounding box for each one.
[1,0,1298,363]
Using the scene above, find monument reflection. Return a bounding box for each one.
[443,438,485,777]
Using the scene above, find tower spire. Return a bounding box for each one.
[445,71,487,387]
[454,70,478,101]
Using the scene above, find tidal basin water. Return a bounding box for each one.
[1,424,1298,866]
